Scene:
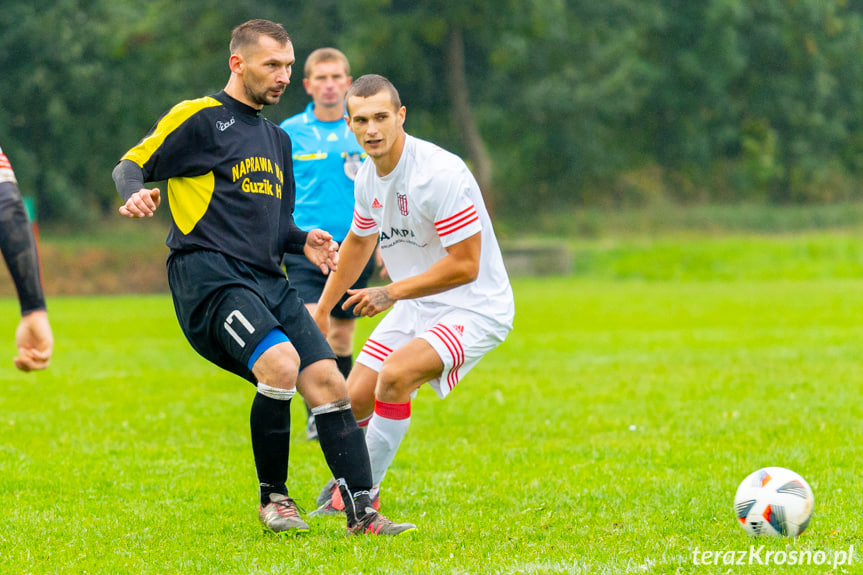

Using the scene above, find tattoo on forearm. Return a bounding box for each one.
[369,287,393,310]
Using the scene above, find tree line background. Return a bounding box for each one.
[2,0,863,226]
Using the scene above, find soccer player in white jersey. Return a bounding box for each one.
[310,74,514,515]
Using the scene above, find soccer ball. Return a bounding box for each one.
[733,467,814,537]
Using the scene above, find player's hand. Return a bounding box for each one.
[119,188,161,218]
[305,229,339,275]
[14,310,53,372]
[344,286,395,318]
[312,306,330,337]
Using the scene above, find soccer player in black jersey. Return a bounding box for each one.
[112,19,414,537]
[0,145,53,372]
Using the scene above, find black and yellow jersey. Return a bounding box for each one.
[119,91,307,277]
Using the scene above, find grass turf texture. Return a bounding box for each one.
[2,238,862,573]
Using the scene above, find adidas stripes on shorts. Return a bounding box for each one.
[356,301,511,399]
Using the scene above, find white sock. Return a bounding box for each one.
[366,400,411,486]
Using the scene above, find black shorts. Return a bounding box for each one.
[283,251,375,320]
[167,250,335,384]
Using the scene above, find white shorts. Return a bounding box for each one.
[356,302,511,399]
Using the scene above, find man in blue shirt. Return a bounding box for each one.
[280,48,376,441]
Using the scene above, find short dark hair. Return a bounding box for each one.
[230,19,290,55]
[346,74,402,115]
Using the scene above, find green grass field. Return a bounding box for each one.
[2,233,863,573]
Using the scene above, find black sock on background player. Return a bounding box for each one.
[335,354,353,379]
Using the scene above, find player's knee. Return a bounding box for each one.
[320,362,348,394]
[297,359,348,407]
[350,388,375,419]
[346,365,377,413]
[377,359,417,397]
[251,341,301,390]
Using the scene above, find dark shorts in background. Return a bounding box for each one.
[283,252,375,320]
[167,250,335,384]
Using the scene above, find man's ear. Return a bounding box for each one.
[229,53,244,75]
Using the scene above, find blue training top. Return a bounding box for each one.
[279,102,366,243]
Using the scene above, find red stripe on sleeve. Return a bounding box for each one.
[437,214,479,237]
[353,210,377,230]
[435,205,479,237]
[436,205,475,226]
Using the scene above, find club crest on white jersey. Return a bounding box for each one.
[343,151,363,180]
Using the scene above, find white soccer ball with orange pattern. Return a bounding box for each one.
[733,467,814,537]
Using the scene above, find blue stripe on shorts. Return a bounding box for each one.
[247,328,290,370]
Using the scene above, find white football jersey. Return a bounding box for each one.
[351,135,514,327]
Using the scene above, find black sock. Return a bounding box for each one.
[336,479,373,525]
[250,392,292,506]
[315,407,373,524]
[335,354,353,379]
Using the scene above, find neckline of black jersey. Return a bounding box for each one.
[214,91,263,122]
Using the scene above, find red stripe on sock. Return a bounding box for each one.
[374,399,411,420]
[357,414,372,427]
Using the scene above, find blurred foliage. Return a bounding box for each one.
[1,0,863,224]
